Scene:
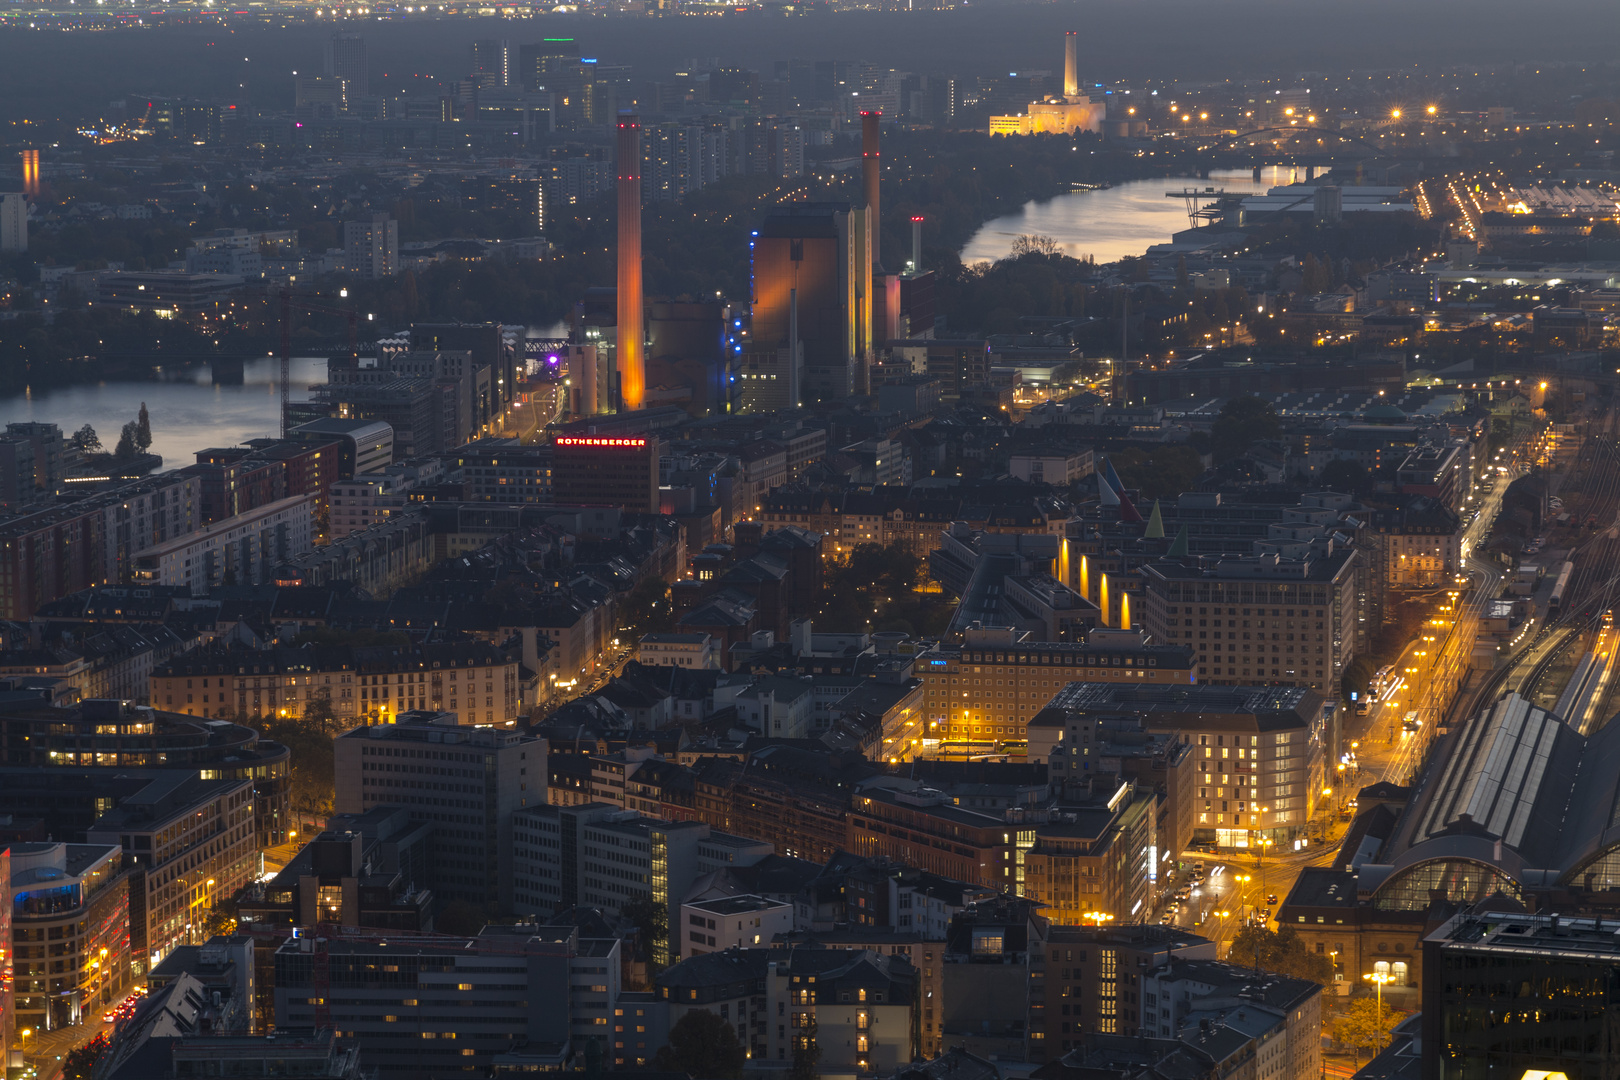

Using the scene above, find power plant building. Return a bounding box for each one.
[616,113,645,411]
[750,203,868,403]
[989,30,1103,136]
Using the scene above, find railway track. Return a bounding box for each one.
[1452,423,1620,721]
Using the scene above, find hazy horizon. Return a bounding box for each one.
[4,0,1619,125]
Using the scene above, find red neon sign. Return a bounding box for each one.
[556,436,647,448]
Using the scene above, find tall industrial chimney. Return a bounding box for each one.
[910,216,923,272]
[861,110,882,269]
[1063,31,1080,99]
[615,112,645,411]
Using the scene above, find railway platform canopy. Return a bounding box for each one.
[1344,693,1620,911]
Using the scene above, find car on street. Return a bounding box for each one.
[1266,893,1279,905]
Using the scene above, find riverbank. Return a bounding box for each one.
[960,167,1303,266]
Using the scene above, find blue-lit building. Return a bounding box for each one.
[10,841,132,1032]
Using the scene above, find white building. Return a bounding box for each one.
[1008,451,1092,485]
[131,494,316,595]
[680,894,795,957]
[638,632,716,669]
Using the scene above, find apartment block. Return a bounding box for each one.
[131,494,316,596]
[0,472,202,619]
[1140,547,1358,694]
[1032,925,1215,1054]
[85,773,259,969]
[1028,682,1328,848]
[1139,958,1322,1080]
[654,945,919,1071]
[274,927,606,1079]
[912,629,1194,752]
[509,802,771,965]
[335,717,544,909]
[152,640,527,725]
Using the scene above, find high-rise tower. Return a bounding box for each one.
[1064,31,1080,99]
[324,34,369,95]
[616,113,645,412]
[861,110,882,269]
[471,38,511,87]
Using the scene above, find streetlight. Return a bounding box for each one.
[1364,971,1394,1028]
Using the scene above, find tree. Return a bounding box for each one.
[1111,446,1206,500]
[71,423,101,453]
[1211,396,1281,462]
[1332,996,1405,1063]
[258,716,336,824]
[655,1010,746,1080]
[135,401,152,451]
[790,1014,821,1080]
[622,895,669,967]
[303,687,338,732]
[618,575,676,640]
[1320,458,1371,495]
[114,420,139,459]
[202,892,240,937]
[1228,924,1336,985]
[1010,233,1061,258]
[63,1033,111,1080]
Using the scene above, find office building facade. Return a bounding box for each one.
[335,718,544,910]
[551,434,660,512]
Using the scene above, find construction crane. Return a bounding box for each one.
[278,288,360,437]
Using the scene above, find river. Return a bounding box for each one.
[0,356,329,469]
[959,167,1308,266]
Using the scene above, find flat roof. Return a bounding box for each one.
[685,894,791,916]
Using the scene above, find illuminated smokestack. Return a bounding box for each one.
[1064,31,1079,99]
[615,112,644,412]
[20,149,39,198]
[861,110,881,268]
[910,216,923,272]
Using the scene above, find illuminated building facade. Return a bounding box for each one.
[85,775,258,970]
[1139,548,1358,695]
[9,841,131,1032]
[0,699,292,848]
[0,846,9,1056]
[913,634,1195,753]
[551,433,660,513]
[988,30,1103,136]
[616,113,645,411]
[751,204,868,402]
[152,641,524,728]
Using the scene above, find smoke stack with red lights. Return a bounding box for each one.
[1064,31,1079,99]
[861,110,881,269]
[615,113,645,411]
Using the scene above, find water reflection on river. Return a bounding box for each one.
[0,356,329,469]
[960,167,1305,266]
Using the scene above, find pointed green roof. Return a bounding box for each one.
[1166,525,1189,558]
[1144,500,1165,540]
